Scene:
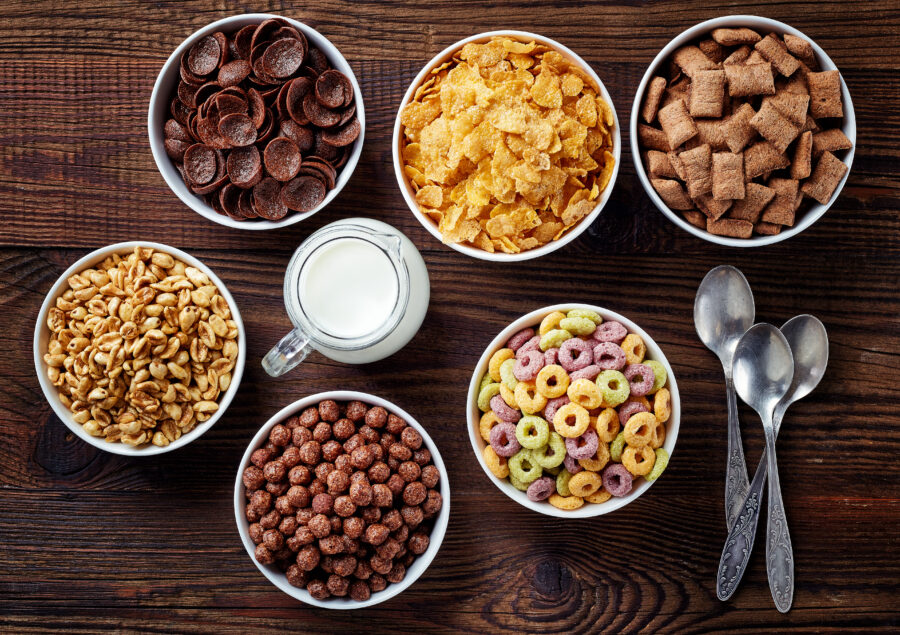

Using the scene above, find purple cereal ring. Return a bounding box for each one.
[526,476,556,502]
[516,335,541,358]
[565,429,599,460]
[507,328,535,351]
[544,348,559,366]
[514,349,544,381]
[593,342,627,371]
[618,400,649,426]
[602,463,634,497]
[558,337,594,372]
[593,321,628,343]
[624,363,655,397]
[564,453,583,474]
[543,395,570,423]
[489,422,521,457]
[490,394,521,423]
[569,364,602,381]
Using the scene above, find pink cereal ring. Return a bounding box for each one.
[543,395,570,423]
[618,401,649,426]
[516,335,541,358]
[593,342,627,370]
[490,394,521,423]
[564,453,584,474]
[593,321,628,343]
[624,363,655,397]
[526,476,556,502]
[507,328,535,351]
[569,364,602,381]
[565,429,599,460]
[513,349,544,381]
[489,422,521,457]
[544,348,559,366]
[558,338,594,372]
[602,463,634,497]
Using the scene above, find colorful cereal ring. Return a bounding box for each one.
[596,370,630,407]
[602,463,633,497]
[516,335,541,357]
[499,383,518,408]
[489,348,515,382]
[622,445,656,476]
[500,358,518,390]
[623,412,656,448]
[558,337,594,371]
[585,487,612,504]
[567,378,603,410]
[570,364,602,381]
[559,316,596,336]
[516,415,550,450]
[621,333,646,364]
[515,381,548,415]
[594,408,620,443]
[592,320,627,343]
[644,359,667,394]
[509,472,529,491]
[489,422,520,457]
[552,402,590,438]
[610,431,626,462]
[508,449,542,483]
[479,373,493,391]
[556,469,574,496]
[483,445,509,478]
[618,398,650,426]
[543,395,570,423]
[568,470,603,497]
[544,347,559,366]
[507,327,535,351]
[593,342,626,371]
[567,308,602,324]
[540,329,572,351]
[563,453,583,474]
[526,476,556,502]
[624,363,655,397]
[513,349,544,381]
[536,364,570,399]
[654,388,671,423]
[578,441,610,472]
[539,311,566,335]
[533,431,566,468]
[477,382,501,411]
[548,493,584,510]
[565,428,598,460]
[490,394,521,423]
[479,411,501,443]
[650,419,667,449]
[645,448,669,481]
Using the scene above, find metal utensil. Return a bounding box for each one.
[694,265,755,529]
[731,324,795,613]
[717,315,827,608]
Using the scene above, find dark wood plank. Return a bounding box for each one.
[1,0,898,632]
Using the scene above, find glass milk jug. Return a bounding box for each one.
[262,218,430,376]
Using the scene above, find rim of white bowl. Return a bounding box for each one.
[466,304,680,518]
[234,391,451,608]
[33,241,246,456]
[148,13,365,231]
[629,15,856,247]
[392,30,621,261]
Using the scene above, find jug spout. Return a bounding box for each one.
[377,232,403,258]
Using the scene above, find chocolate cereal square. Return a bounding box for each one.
[712,152,745,200]
[754,221,783,235]
[696,119,729,151]
[682,210,708,229]
[651,178,694,210]
[812,128,853,157]
[801,151,849,204]
[783,34,817,69]
[765,92,810,126]
[707,217,753,238]
[807,70,843,119]
[672,45,719,77]
[725,62,776,97]
[642,76,667,123]
[658,100,698,149]
[711,27,762,46]
[698,39,727,64]
[744,141,790,180]
[729,182,776,223]
[696,194,732,220]
[750,99,801,153]
[678,144,713,198]
[647,150,676,178]
[791,131,813,179]
[638,124,671,152]
[723,45,752,65]
[724,103,757,153]
[761,178,800,226]
[690,70,726,118]
[754,33,800,77]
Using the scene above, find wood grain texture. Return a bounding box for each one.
[1,0,898,632]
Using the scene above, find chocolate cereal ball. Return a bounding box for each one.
[263,529,284,551]
[365,406,387,429]
[423,490,443,516]
[403,481,427,506]
[308,514,331,538]
[408,532,430,555]
[248,522,264,544]
[260,509,282,530]
[287,485,310,508]
[401,426,423,450]
[334,454,353,474]
[349,481,373,507]
[398,461,421,483]
[279,515,299,537]
[372,484,393,507]
[346,401,368,422]
[381,509,403,532]
[333,554,357,577]
[401,505,424,528]
[386,474,405,496]
[365,523,389,546]
[299,407,320,428]
[319,534,345,555]
[250,447,274,468]
[269,424,291,447]
[413,448,432,466]
[286,564,308,588]
[326,469,350,495]
[343,516,365,539]
[318,400,340,422]
[249,490,272,515]
[266,480,289,496]
[292,426,312,447]
[307,579,329,599]
[387,563,406,584]
[360,506,381,524]
[313,422,333,444]
[369,573,387,593]
[349,579,371,602]
[333,495,356,518]
[368,462,390,483]
[243,466,265,490]
[327,574,349,597]
[386,413,406,435]
[296,544,321,571]
[281,445,302,468]
[255,544,275,564]
[298,441,321,465]
[333,418,355,440]
[312,493,334,515]
[421,465,440,488]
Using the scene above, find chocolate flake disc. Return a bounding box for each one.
[281,175,326,212]
[218,113,257,147]
[264,137,302,182]
[188,35,220,76]
[262,38,305,79]
[219,182,243,219]
[165,118,193,143]
[280,120,315,153]
[247,88,266,128]
[216,92,248,117]
[226,145,263,189]
[307,48,329,75]
[238,188,257,217]
[164,138,191,162]
[315,70,349,109]
[303,92,341,128]
[253,176,289,219]
[218,59,252,87]
[234,25,256,60]
[286,77,312,125]
[183,144,217,185]
[320,116,360,147]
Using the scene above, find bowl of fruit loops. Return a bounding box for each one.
[393,31,619,261]
[467,305,680,517]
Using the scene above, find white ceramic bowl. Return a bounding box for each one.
[393,30,621,261]
[33,241,246,456]
[630,15,856,247]
[467,304,680,518]
[234,391,450,608]
[149,13,365,230]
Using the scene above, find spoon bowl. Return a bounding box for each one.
[694,265,756,370]
[732,324,795,416]
[777,315,829,418]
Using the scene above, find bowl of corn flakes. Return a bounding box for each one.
[393,32,620,261]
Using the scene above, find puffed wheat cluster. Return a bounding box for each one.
[44,246,239,447]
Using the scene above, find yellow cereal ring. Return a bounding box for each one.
[489,348,515,382]
[654,388,671,423]
[578,441,610,472]
[621,333,646,364]
[552,402,590,438]
[624,412,656,448]
[559,316,595,336]
[539,310,566,335]
[568,471,603,497]
[585,487,612,504]
[622,444,656,476]
[483,444,509,478]
[567,377,603,409]
[650,420,667,449]
[567,308,602,324]
[536,364,570,398]
[479,411,502,442]
[594,407,620,443]
[514,381,547,415]
[548,493,584,511]
[500,383,518,408]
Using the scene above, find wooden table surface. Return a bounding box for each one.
[2,0,898,632]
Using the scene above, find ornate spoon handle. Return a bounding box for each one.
[724,376,750,530]
[764,425,794,613]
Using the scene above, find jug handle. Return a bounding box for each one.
[262,328,311,377]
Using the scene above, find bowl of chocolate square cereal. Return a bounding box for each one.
[631,16,855,246]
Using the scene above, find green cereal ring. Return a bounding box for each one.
[559,316,596,336]
[544,464,562,476]
[477,382,501,412]
[556,469,574,496]
[540,329,572,351]
[610,432,626,462]
[533,431,566,468]
[644,360,667,394]
[509,472,530,491]
[479,373,494,391]
[516,415,550,450]
[597,369,630,406]
[646,448,669,481]
[500,358,518,390]
[509,449,542,483]
[567,308,603,325]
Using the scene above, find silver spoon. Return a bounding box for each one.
[731,323,795,613]
[717,315,827,608]
[694,265,755,529]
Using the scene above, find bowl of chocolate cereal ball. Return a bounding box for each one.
[234,391,449,608]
